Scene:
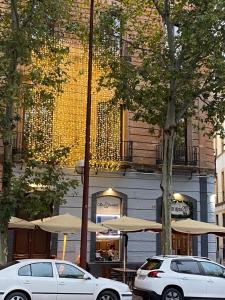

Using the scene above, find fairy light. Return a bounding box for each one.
[26,40,122,170]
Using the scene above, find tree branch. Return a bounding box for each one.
[11,0,20,30]
[152,0,164,17]
[21,0,37,28]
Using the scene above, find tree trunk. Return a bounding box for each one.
[0,224,8,264]
[160,128,176,255]
[0,0,19,263]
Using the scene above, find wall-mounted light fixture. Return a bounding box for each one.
[173,193,184,202]
[75,160,85,184]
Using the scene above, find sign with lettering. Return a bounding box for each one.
[171,201,191,217]
[96,197,121,215]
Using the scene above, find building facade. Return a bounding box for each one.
[215,133,225,264]
[6,1,217,272]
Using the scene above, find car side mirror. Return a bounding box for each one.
[223,271,225,278]
[83,273,91,280]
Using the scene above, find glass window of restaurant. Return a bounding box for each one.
[95,196,122,262]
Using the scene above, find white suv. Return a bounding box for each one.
[133,255,225,300]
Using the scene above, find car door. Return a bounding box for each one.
[18,262,57,300]
[199,261,225,299]
[172,259,207,299]
[55,262,95,300]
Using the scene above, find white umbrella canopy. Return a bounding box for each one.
[102,215,162,232]
[33,213,107,234]
[172,218,225,235]
[9,217,35,230]
[33,213,107,260]
[101,216,162,281]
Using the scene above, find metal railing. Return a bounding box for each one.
[11,132,133,163]
[120,141,133,162]
[156,145,198,166]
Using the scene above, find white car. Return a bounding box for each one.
[133,255,225,300]
[0,259,132,300]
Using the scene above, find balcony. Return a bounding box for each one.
[120,141,133,162]
[94,141,133,163]
[156,145,198,166]
[12,131,26,157]
[11,132,133,167]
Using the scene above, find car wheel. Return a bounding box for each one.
[97,290,119,300]
[5,292,28,300]
[162,287,183,300]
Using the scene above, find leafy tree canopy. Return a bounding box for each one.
[93,0,225,135]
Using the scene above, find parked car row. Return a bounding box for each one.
[0,256,225,300]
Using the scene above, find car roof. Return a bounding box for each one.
[147,255,211,261]
[18,259,77,264]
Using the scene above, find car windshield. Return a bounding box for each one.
[0,261,19,270]
[141,259,162,270]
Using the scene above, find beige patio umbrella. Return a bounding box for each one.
[9,217,35,229]
[33,213,107,259]
[102,215,162,232]
[102,216,162,281]
[172,218,225,255]
[172,218,225,235]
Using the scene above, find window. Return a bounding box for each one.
[18,263,53,277]
[95,196,121,262]
[200,262,225,278]
[18,265,32,276]
[56,263,84,279]
[171,260,201,275]
[31,263,53,277]
[222,171,225,201]
[141,259,162,271]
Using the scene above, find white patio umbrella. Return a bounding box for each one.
[101,216,162,281]
[9,217,35,229]
[172,218,225,235]
[172,219,225,255]
[33,213,107,259]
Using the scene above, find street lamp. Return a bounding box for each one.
[80,0,94,269]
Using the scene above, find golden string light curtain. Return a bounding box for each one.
[26,40,122,170]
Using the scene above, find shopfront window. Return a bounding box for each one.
[95,196,121,262]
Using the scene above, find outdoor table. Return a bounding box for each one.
[111,267,137,289]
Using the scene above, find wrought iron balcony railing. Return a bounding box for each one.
[120,141,133,162]
[11,132,133,164]
[156,145,198,166]
[12,131,25,156]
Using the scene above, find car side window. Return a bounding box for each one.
[18,264,32,276]
[171,260,201,275]
[200,262,225,278]
[31,263,53,277]
[56,263,85,279]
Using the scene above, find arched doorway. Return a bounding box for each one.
[90,189,127,262]
[156,194,198,255]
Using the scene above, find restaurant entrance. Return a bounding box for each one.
[12,228,51,260]
[172,233,192,255]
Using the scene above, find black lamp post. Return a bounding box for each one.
[80,0,94,269]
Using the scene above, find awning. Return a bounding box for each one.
[172,218,225,236]
[9,217,35,229]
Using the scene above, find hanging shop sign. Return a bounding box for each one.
[171,201,191,217]
[96,197,121,215]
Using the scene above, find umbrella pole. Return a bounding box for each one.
[187,233,190,256]
[62,234,67,260]
[123,235,126,283]
[123,233,128,283]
